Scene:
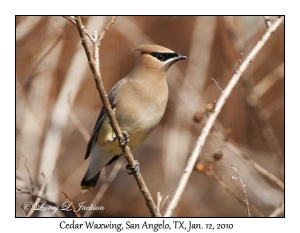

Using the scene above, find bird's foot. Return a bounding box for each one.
[120,131,130,147]
[126,159,140,175]
[108,131,130,147]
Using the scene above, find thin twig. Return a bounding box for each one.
[63,16,95,42]
[21,158,49,217]
[163,16,284,217]
[24,157,35,193]
[227,141,284,190]
[213,130,284,191]
[157,192,169,216]
[239,52,243,64]
[98,17,117,42]
[72,16,160,217]
[263,16,272,28]
[26,174,48,217]
[196,162,264,217]
[17,187,78,217]
[223,15,284,159]
[211,78,223,92]
[231,165,251,217]
[63,16,76,25]
[61,191,81,217]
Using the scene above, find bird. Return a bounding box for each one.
[81,44,187,192]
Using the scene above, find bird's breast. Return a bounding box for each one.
[117,84,168,148]
[98,77,168,151]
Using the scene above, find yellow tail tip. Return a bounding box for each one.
[81,186,94,193]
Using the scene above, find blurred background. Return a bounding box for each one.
[16,16,284,217]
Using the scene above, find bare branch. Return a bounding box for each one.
[228,141,284,190]
[19,158,49,217]
[99,16,117,42]
[231,165,251,217]
[213,130,284,191]
[17,186,79,217]
[61,191,81,217]
[71,16,160,217]
[63,16,76,25]
[163,16,284,217]
[63,16,95,41]
[211,78,223,92]
[157,192,169,216]
[26,174,48,217]
[263,16,272,28]
[195,160,264,217]
[24,157,35,193]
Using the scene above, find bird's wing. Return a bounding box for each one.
[84,107,107,159]
[84,78,128,159]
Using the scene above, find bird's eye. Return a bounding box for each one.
[151,52,166,61]
[157,54,165,60]
[151,52,180,62]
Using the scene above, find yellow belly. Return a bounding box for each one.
[96,116,151,155]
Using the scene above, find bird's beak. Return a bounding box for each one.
[176,54,187,61]
[167,53,187,68]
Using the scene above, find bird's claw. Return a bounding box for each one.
[126,159,140,175]
[120,131,130,147]
[108,131,130,147]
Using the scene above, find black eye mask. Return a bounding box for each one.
[150,52,179,62]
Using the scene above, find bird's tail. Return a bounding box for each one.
[80,172,100,193]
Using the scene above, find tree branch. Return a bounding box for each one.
[231,165,251,217]
[195,160,264,217]
[163,16,284,217]
[263,16,272,28]
[70,16,160,217]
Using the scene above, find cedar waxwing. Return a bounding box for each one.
[81,45,186,192]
